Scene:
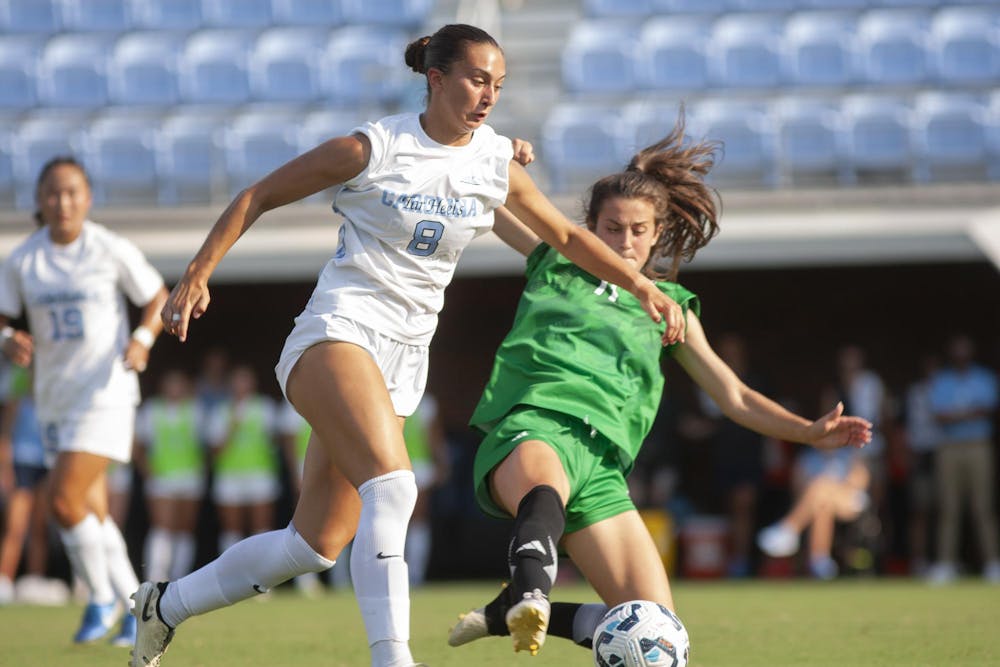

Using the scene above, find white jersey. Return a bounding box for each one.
[310,112,514,345]
[0,221,164,421]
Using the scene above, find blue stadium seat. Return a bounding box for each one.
[320,26,410,106]
[202,0,272,28]
[783,11,858,88]
[841,94,913,182]
[801,0,868,8]
[130,0,202,30]
[929,7,1000,85]
[108,31,181,106]
[774,97,845,185]
[857,10,931,86]
[911,92,988,182]
[179,30,254,104]
[878,0,938,8]
[0,126,14,206]
[709,14,784,89]
[620,99,688,156]
[250,28,328,103]
[0,36,44,110]
[541,103,625,193]
[341,0,433,27]
[297,109,365,151]
[271,0,343,26]
[583,0,653,18]
[59,0,132,32]
[0,0,60,34]
[990,92,1000,180]
[11,112,88,208]
[637,17,711,91]
[688,99,776,186]
[653,0,727,15]
[82,112,161,204]
[730,0,798,12]
[37,34,111,109]
[155,107,227,204]
[562,21,640,94]
[224,109,303,197]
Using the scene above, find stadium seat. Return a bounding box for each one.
[911,92,989,182]
[341,0,433,27]
[801,0,868,8]
[59,0,132,32]
[561,21,640,94]
[0,126,14,206]
[709,14,784,89]
[178,30,254,105]
[224,109,304,197]
[37,34,111,109]
[637,16,712,91]
[541,103,626,193]
[688,99,776,187]
[250,27,328,103]
[773,97,845,185]
[783,11,858,88]
[583,0,653,18]
[0,0,60,34]
[0,36,44,110]
[202,0,272,28]
[82,112,161,204]
[156,107,228,204]
[297,109,365,150]
[652,0,727,15]
[841,94,913,183]
[130,0,202,30]
[11,112,89,209]
[929,7,1000,85]
[620,99,688,156]
[730,0,798,12]
[271,0,343,26]
[857,10,931,86]
[320,26,410,106]
[108,31,182,106]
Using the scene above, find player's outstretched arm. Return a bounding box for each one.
[0,315,33,367]
[162,134,371,341]
[675,311,872,449]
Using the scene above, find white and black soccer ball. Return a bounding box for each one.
[593,600,690,667]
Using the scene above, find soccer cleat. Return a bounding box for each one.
[109,612,137,647]
[73,601,118,643]
[130,582,175,667]
[448,607,489,646]
[757,522,799,558]
[505,589,550,656]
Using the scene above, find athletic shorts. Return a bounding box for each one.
[275,311,428,417]
[13,463,47,490]
[147,473,206,501]
[39,406,135,467]
[212,472,280,506]
[473,406,634,534]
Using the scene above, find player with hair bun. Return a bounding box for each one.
[132,23,687,667]
[448,116,874,656]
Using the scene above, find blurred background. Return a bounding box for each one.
[0,0,998,602]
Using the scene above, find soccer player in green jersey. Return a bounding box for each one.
[448,117,874,656]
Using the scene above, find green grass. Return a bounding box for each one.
[1,580,998,666]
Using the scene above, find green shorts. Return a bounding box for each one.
[473,405,635,534]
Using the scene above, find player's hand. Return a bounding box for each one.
[511,138,535,166]
[633,278,685,345]
[807,402,873,450]
[123,339,151,373]
[2,329,33,367]
[162,275,211,343]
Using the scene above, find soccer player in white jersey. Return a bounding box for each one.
[134,24,686,667]
[0,156,168,644]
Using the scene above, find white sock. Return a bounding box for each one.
[405,520,431,586]
[144,528,173,582]
[169,533,197,580]
[59,514,115,605]
[102,517,140,609]
[219,530,242,555]
[158,523,333,628]
[350,470,417,666]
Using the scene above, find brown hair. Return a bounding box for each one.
[584,113,720,282]
[34,155,90,227]
[404,24,501,96]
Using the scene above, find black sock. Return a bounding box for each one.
[484,586,514,636]
[549,602,583,644]
[507,485,565,600]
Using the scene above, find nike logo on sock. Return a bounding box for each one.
[376,552,401,559]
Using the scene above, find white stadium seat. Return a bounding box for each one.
[320,26,411,106]
[178,30,254,104]
[37,34,111,108]
[108,31,182,106]
[250,27,329,103]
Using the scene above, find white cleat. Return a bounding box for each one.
[505,589,550,656]
[129,582,175,667]
[448,607,489,647]
[757,522,800,558]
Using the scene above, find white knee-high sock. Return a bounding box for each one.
[169,532,197,580]
[102,517,140,609]
[405,520,431,586]
[158,523,333,628]
[59,514,115,605]
[144,528,173,582]
[350,470,417,666]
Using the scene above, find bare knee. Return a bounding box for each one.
[49,487,83,528]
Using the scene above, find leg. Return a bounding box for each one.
[248,500,275,537]
[145,496,177,582]
[0,488,34,584]
[727,482,757,577]
[934,446,962,569]
[215,503,243,555]
[25,476,51,578]
[966,441,1000,568]
[168,498,201,580]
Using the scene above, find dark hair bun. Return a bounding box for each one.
[404,36,432,73]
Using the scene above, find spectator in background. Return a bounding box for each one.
[903,355,944,576]
[926,335,1000,584]
[134,370,205,582]
[106,461,133,532]
[195,348,231,417]
[206,365,279,558]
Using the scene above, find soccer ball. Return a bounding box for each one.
[593,600,690,667]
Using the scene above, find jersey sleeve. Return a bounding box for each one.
[110,232,164,307]
[342,119,389,187]
[0,254,24,319]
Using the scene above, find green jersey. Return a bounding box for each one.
[145,399,203,478]
[470,243,699,470]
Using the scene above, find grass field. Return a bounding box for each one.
[2,579,998,666]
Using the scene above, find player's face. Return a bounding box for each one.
[429,42,505,137]
[36,164,91,244]
[593,196,661,269]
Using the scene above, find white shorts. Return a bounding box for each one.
[212,472,280,506]
[275,311,429,417]
[40,407,136,467]
[147,473,206,501]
